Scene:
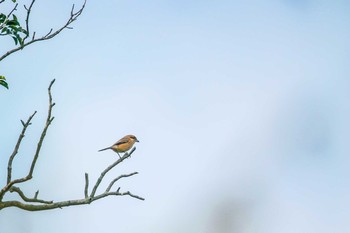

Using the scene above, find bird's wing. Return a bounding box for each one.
[113,137,129,146]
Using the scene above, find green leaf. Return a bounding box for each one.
[14,33,23,45]
[9,25,19,31]
[7,20,18,26]
[0,81,8,89]
[0,76,9,89]
[12,36,18,45]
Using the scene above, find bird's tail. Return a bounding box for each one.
[98,147,111,152]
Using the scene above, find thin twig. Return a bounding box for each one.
[34,190,39,199]
[84,173,89,198]
[105,172,138,193]
[6,111,37,184]
[23,0,36,42]
[119,191,145,201]
[6,4,18,18]
[0,111,37,201]
[0,3,18,30]
[9,186,53,204]
[93,190,145,202]
[28,79,55,177]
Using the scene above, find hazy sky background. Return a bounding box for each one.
[1,0,350,232]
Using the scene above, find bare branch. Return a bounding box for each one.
[90,147,137,198]
[84,173,89,198]
[0,80,55,200]
[9,186,53,204]
[22,0,36,42]
[0,188,144,211]
[6,111,37,184]
[93,190,145,202]
[28,79,55,177]
[106,172,138,193]
[34,190,39,199]
[44,28,53,38]
[0,0,87,62]
[119,191,145,201]
[7,4,18,18]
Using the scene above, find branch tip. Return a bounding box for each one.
[84,173,89,198]
[34,190,39,199]
[48,79,55,90]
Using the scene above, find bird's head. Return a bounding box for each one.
[128,135,139,143]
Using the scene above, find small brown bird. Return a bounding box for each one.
[98,134,139,158]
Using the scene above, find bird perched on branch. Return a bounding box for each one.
[98,135,139,158]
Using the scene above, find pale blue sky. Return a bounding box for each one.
[1,0,350,232]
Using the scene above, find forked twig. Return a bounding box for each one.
[90,147,137,198]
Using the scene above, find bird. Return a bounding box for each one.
[98,135,139,158]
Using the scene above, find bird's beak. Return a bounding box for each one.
[136,139,140,142]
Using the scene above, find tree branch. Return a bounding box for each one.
[106,172,138,193]
[0,188,144,211]
[0,0,87,62]
[0,79,144,211]
[9,186,53,204]
[28,79,55,177]
[84,173,89,198]
[22,0,36,42]
[0,79,55,200]
[90,147,137,198]
[6,111,37,184]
